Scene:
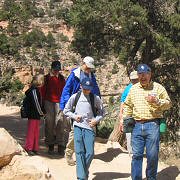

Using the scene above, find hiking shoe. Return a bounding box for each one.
[33,150,39,155]
[58,145,65,156]
[66,155,76,166]
[27,150,35,156]
[48,145,54,155]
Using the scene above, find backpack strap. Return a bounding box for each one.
[72,91,82,113]
[89,92,96,117]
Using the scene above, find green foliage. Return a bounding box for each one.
[56,7,71,24]
[46,32,56,47]
[57,33,69,42]
[23,29,58,48]
[11,79,24,92]
[35,8,45,18]
[0,33,19,55]
[109,96,115,105]
[0,9,8,21]
[8,37,20,55]
[97,120,114,138]
[0,71,12,93]
[68,0,179,65]
[98,102,120,138]
[0,33,9,54]
[49,0,55,9]
[2,0,31,30]
[7,22,19,36]
[111,63,119,74]
[1,0,44,33]
[0,70,24,106]
[0,70,24,93]
[23,28,46,48]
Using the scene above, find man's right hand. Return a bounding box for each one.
[75,115,82,122]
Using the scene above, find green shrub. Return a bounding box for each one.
[109,96,115,105]
[0,33,9,55]
[97,118,115,138]
[57,33,69,42]
[0,70,24,105]
[97,102,120,138]
[11,79,24,92]
[112,63,119,74]
[46,32,56,47]
[23,28,46,48]
[56,7,71,24]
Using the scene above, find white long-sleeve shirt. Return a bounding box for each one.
[63,92,104,131]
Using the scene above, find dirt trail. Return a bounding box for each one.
[0,104,179,180]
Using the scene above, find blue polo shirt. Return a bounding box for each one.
[120,83,132,103]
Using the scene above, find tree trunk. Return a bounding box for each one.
[108,119,126,148]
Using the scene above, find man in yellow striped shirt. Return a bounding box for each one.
[121,64,171,180]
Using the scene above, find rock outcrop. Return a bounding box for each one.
[0,128,53,180]
[0,128,26,168]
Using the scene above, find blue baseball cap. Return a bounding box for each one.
[137,64,151,73]
[80,77,93,91]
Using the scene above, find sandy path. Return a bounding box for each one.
[0,104,179,180]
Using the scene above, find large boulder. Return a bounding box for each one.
[0,128,53,180]
[0,155,54,180]
[0,128,26,168]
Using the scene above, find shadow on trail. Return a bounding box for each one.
[143,165,180,180]
[0,112,27,145]
[92,172,130,180]
[94,148,124,162]
[0,112,62,159]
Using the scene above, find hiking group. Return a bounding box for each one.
[22,56,171,180]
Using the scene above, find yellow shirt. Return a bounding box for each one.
[123,81,171,120]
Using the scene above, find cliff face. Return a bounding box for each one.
[0,0,129,105]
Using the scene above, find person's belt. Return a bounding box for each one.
[135,118,160,124]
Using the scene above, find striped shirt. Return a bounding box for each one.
[123,81,171,120]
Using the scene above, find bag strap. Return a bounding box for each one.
[89,92,96,117]
[72,91,82,113]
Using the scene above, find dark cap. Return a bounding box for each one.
[80,77,93,91]
[51,61,61,71]
[137,64,151,73]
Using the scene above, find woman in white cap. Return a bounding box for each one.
[107,71,138,154]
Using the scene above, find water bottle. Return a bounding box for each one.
[160,119,167,133]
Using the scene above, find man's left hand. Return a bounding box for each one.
[89,119,97,127]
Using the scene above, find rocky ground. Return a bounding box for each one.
[0,104,179,180]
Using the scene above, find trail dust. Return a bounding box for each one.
[0,104,179,180]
